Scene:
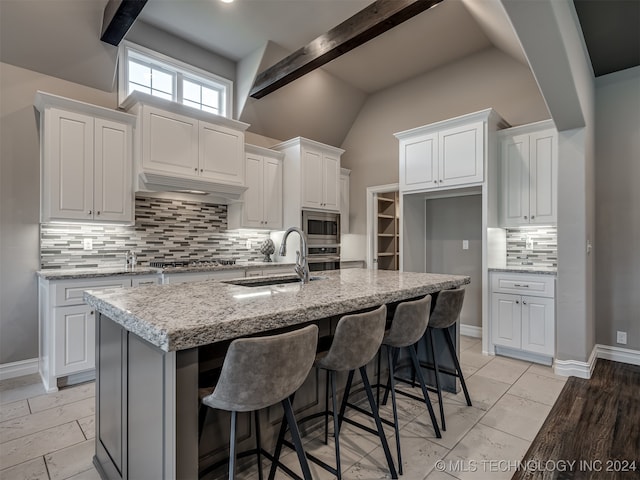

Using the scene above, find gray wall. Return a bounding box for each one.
[340,47,550,254]
[0,62,117,364]
[595,66,640,351]
[425,195,483,328]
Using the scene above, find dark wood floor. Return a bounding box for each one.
[513,359,640,480]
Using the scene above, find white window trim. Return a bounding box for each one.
[118,40,233,118]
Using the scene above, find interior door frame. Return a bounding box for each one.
[366,183,399,270]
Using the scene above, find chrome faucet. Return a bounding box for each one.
[279,227,310,284]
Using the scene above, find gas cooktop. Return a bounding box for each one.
[149,259,237,269]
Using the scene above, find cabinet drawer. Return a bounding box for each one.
[53,277,132,306]
[491,273,555,298]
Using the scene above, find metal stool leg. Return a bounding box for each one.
[381,347,399,406]
[324,370,330,444]
[229,410,238,480]
[428,328,446,431]
[255,410,263,480]
[198,404,207,443]
[360,366,399,479]
[387,346,403,475]
[330,370,342,480]
[444,328,472,406]
[268,394,293,480]
[282,397,312,480]
[337,370,354,433]
[408,345,442,438]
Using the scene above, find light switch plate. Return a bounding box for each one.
[617,331,627,345]
[462,240,469,250]
[83,238,93,251]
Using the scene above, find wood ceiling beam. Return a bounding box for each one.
[101,0,148,46]
[249,0,444,99]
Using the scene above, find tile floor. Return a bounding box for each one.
[0,337,568,480]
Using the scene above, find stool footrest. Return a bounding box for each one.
[280,439,339,477]
[346,402,396,430]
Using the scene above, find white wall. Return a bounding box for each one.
[340,47,550,259]
[595,66,640,351]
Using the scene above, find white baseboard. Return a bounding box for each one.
[0,358,39,381]
[460,324,482,338]
[596,344,640,366]
[554,345,598,379]
[554,344,640,379]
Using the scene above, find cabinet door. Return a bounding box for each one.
[45,108,94,221]
[529,129,557,225]
[243,153,265,228]
[199,121,245,185]
[399,132,438,191]
[94,119,133,223]
[322,154,340,210]
[521,296,555,355]
[142,106,198,176]
[263,156,283,229]
[500,134,530,226]
[491,293,522,349]
[54,305,95,375]
[301,149,324,209]
[438,121,484,187]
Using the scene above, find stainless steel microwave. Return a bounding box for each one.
[302,210,340,246]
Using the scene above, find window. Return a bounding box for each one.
[119,42,232,118]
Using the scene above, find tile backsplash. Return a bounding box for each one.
[506,226,557,268]
[40,196,271,269]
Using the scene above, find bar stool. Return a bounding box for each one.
[200,324,318,480]
[379,295,441,475]
[269,305,398,480]
[426,288,471,431]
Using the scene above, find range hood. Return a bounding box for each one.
[138,172,248,201]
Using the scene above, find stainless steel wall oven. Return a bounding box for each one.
[302,210,340,271]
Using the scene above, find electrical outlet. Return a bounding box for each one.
[83,238,93,251]
[616,331,627,345]
[525,235,534,251]
[246,239,252,249]
[462,240,469,250]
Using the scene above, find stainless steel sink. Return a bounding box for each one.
[223,275,327,288]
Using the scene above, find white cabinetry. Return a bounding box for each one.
[272,137,344,227]
[123,92,249,198]
[161,269,245,284]
[228,145,283,230]
[499,121,557,226]
[490,272,555,363]
[35,92,135,223]
[340,168,350,233]
[396,110,505,194]
[39,275,138,392]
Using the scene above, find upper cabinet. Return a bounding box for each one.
[272,137,344,228]
[395,109,506,194]
[122,92,249,199]
[35,92,136,224]
[228,145,283,230]
[499,120,557,227]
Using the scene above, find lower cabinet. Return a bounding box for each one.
[490,272,555,362]
[39,274,158,392]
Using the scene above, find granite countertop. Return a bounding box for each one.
[84,269,470,352]
[489,266,557,275]
[37,267,161,280]
[37,262,295,280]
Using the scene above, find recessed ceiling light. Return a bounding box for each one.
[220,0,234,3]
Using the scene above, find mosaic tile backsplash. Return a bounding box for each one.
[40,196,271,269]
[506,226,557,268]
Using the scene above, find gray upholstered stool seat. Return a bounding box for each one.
[269,305,398,480]
[200,324,318,480]
[378,294,441,475]
[425,288,471,431]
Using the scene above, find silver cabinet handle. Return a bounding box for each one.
[514,284,529,288]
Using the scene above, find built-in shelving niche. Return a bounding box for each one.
[376,191,400,270]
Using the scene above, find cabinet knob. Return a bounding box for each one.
[96,211,100,216]
[88,210,92,215]
[524,215,528,220]
[531,215,535,219]
[439,179,443,183]
[200,169,203,172]
[434,180,438,184]
[90,311,94,315]
[515,300,519,304]
[194,168,198,172]
[523,301,527,305]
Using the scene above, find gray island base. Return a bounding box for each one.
[84,269,470,479]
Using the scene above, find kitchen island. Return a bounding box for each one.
[84,269,470,480]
